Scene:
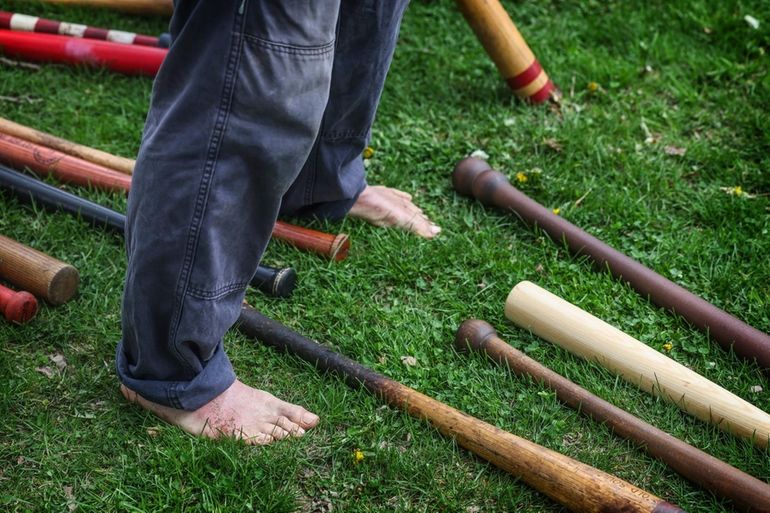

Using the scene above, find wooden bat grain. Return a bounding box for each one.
[0,234,79,305]
[456,319,770,513]
[505,281,770,449]
[0,132,131,192]
[0,117,135,175]
[237,306,686,513]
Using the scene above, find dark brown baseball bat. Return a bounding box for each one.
[236,305,686,513]
[0,233,79,305]
[0,164,295,298]
[0,120,349,261]
[0,283,38,324]
[456,319,770,513]
[452,157,770,374]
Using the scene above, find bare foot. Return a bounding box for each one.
[348,185,441,239]
[120,380,319,445]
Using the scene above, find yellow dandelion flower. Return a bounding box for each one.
[587,81,599,92]
[363,147,375,159]
[552,208,560,215]
[734,186,744,196]
[515,172,528,183]
[662,343,673,353]
[353,449,365,464]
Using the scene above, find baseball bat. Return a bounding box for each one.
[0,283,38,324]
[0,117,135,175]
[237,305,686,513]
[455,0,557,103]
[0,234,79,305]
[30,0,173,16]
[456,319,770,513]
[505,281,770,449]
[0,10,161,46]
[0,132,131,192]
[452,157,770,374]
[0,29,166,75]
[271,222,350,262]
[0,164,295,298]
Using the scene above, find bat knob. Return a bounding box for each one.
[452,157,492,197]
[271,267,297,298]
[3,290,38,324]
[454,319,498,353]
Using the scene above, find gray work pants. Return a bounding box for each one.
[116,0,408,410]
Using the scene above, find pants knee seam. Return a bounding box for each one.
[165,17,247,380]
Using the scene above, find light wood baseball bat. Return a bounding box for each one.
[237,306,686,513]
[0,283,38,324]
[28,0,173,16]
[456,319,770,513]
[453,157,770,375]
[455,0,557,103]
[0,234,79,305]
[0,117,135,175]
[0,132,131,192]
[505,281,770,449]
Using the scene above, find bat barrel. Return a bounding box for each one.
[237,306,685,513]
[454,0,557,103]
[452,157,770,374]
[0,132,131,193]
[272,221,350,261]
[0,234,79,305]
[0,164,125,233]
[0,116,135,175]
[0,29,166,76]
[456,319,770,513]
[505,281,770,448]
[0,10,161,47]
[0,283,38,324]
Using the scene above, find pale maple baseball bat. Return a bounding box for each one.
[505,281,770,449]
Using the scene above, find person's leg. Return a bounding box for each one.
[279,0,440,238]
[116,0,341,443]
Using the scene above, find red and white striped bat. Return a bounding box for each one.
[0,10,163,47]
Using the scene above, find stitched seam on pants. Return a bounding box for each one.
[165,17,247,380]
[322,129,369,141]
[240,34,335,56]
[187,282,249,301]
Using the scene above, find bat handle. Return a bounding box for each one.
[0,284,38,324]
[250,265,297,298]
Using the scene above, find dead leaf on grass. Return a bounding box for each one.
[400,356,417,367]
[49,352,68,371]
[664,145,687,156]
[36,366,55,378]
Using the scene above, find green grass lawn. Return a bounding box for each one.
[1,0,769,511]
